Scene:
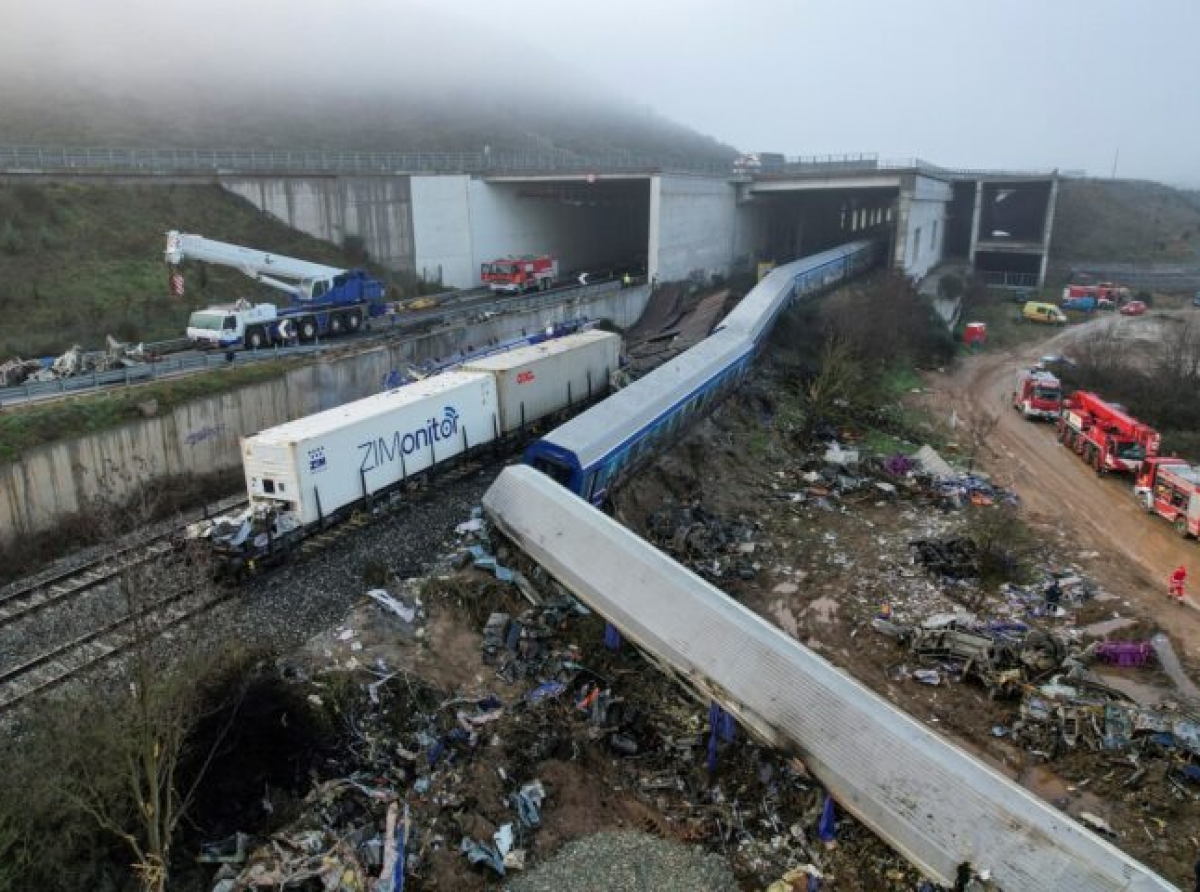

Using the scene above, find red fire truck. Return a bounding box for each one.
[481,255,558,294]
[1062,282,1129,305]
[1134,457,1200,538]
[1057,391,1160,475]
[1011,368,1062,420]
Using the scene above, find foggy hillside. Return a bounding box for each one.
[1052,178,1200,264]
[0,1,735,161]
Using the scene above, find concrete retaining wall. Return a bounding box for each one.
[221,175,416,273]
[0,285,650,546]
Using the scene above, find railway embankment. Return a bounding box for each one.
[0,285,650,549]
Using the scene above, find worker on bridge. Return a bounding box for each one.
[1169,564,1187,604]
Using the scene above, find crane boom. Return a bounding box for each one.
[165,230,348,301]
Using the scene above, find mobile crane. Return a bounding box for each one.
[166,231,387,349]
[1057,390,1160,475]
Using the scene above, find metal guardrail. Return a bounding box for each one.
[0,344,322,406]
[0,145,1056,183]
[0,280,630,407]
[0,145,731,177]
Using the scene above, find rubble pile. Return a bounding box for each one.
[0,336,153,387]
[202,515,998,891]
[874,611,1066,696]
[644,503,763,581]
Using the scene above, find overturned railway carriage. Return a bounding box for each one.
[491,239,1174,888]
[483,468,1173,890]
[524,240,878,503]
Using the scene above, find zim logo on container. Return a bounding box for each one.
[516,371,535,384]
[358,406,461,473]
[308,446,328,472]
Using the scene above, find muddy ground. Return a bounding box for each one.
[135,308,1197,892]
[930,314,1200,661]
[612,318,1199,887]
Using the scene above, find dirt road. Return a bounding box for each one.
[935,321,1200,666]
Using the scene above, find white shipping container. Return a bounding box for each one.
[461,330,621,434]
[242,371,499,525]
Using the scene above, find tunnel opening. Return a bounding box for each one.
[747,186,897,266]
[480,177,651,281]
[978,180,1052,244]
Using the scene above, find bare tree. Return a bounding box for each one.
[48,546,248,892]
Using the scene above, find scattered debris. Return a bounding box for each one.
[1,336,155,387]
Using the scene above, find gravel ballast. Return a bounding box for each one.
[504,831,737,892]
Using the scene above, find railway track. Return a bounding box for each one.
[0,584,235,712]
[0,494,248,630]
[0,452,504,714]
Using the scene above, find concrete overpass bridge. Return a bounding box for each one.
[0,146,1058,290]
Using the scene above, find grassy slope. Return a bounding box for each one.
[0,182,384,357]
[1051,178,1200,264]
[0,359,298,463]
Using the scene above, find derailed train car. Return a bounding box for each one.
[524,240,878,505]
[493,238,1176,888]
[190,329,620,572]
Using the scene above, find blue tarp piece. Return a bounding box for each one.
[468,544,514,582]
[525,681,567,703]
[604,622,622,650]
[461,838,505,876]
[817,794,837,843]
[706,702,736,772]
[427,739,445,767]
[513,782,545,828]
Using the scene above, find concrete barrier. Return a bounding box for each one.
[0,285,650,547]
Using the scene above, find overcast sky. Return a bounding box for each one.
[4,0,1197,185]
[455,0,1200,186]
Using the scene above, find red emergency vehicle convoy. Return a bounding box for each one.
[1011,368,1062,420]
[1057,390,1160,475]
[1135,457,1200,538]
[1061,282,1129,304]
[481,255,558,294]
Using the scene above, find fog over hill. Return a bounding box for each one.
[0,0,735,160]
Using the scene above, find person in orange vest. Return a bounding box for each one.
[1169,565,1187,604]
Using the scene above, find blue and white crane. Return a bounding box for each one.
[166,231,388,349]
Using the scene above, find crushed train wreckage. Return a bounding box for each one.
[0,336,156,387]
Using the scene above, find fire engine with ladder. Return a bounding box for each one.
[1134,457,1200,538]
[1056,390,1160,475]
